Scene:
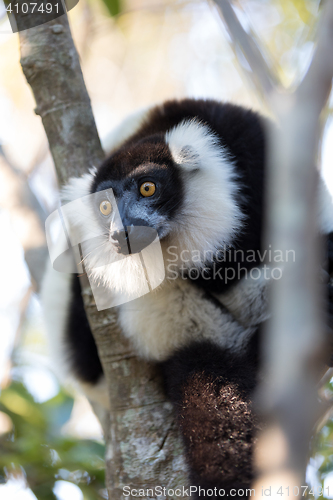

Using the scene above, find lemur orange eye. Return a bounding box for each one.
[99,200,112,216]
[140,181,156,197]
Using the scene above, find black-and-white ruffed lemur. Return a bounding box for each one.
[42,99,333,496]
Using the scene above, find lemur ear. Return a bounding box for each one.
[165,118,221,172]
[171,145,201,171]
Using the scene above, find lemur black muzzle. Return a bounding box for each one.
[111,226,157,255]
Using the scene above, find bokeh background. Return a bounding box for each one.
[0,0,333,499]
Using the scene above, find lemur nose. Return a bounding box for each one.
[111,229,130,254]
[111,227,157,255]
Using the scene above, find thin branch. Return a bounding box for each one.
[318,367,333,390]
[212,0,280,99]
[297,2,333,114]
[0,151,47,291]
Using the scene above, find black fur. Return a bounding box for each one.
[65,275,103,384]
[325,232,333,363]
[159,335,262,499]
[328,232,333,277]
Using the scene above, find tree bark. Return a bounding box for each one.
[15,11,188,499]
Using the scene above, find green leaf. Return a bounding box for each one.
[101,0,121,17]
[0,381,105,499]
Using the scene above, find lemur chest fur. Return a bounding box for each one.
[117,277,255,361]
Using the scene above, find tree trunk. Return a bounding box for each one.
[15,11,188,499]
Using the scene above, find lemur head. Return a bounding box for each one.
[91,119,243,256]
[90,134,183,253]
[62,119,243,294]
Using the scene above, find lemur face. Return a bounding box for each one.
[90,120,243,267]
[90,136,184,254]
[59,115,244,296]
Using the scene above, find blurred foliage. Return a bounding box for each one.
[280,0,313,24]
[0,381,105,500]
[99,0,122,16]
[240,0,320,90]
[309,376,333,500]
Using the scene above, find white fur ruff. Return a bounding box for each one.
[118,278,255,361]
[165,119,244,269]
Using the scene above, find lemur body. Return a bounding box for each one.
[42,99,333,496]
